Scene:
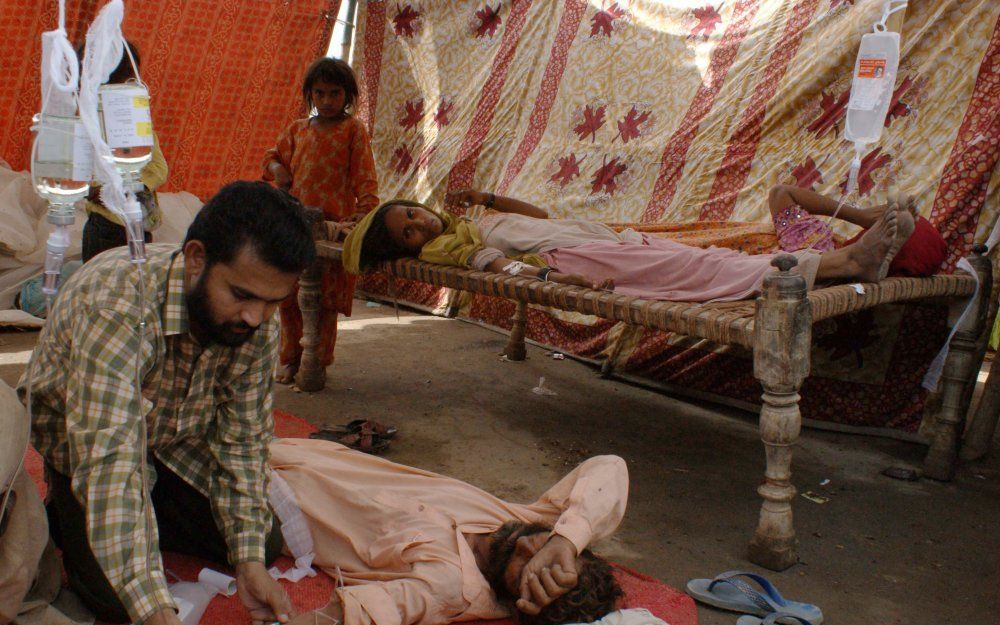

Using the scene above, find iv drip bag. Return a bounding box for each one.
[844,30,900,146]
[40,31,78,117]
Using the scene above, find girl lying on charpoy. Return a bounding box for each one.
[341,186,942,301]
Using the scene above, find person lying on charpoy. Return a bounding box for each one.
[340,189,916,302]
[270,438,627,625]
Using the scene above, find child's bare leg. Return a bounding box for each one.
[815,208,899,282]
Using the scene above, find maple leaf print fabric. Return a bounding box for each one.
[349,0,998,433]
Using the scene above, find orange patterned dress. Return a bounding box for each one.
[263,115,379,369]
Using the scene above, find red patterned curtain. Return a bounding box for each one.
[0,0,341,200]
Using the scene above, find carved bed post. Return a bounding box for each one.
[924,247,991,479]
[748,255,810,571]
[503,301,528,361]
[297,207,327,392]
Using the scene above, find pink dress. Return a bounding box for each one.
[772,204,836,253]
[466,213,820,302]
[541,235,819,302]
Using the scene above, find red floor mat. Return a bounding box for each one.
[24,410,696,625]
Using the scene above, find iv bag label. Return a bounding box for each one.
[71,122,95,182]
[857,59,886,79]
[34,117,93,183]
[848,56,888,111]
[101,88,155,149]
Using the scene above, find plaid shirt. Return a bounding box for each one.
[20,244,278,623]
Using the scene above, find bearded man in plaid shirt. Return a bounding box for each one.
[19,181,316,625]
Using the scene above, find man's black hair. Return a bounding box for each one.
[184,181,316,273]
[485,522,623,625]
[75,39,140,84]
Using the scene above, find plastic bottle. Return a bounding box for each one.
[97,82,154,190]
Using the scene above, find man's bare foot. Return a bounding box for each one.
[888,196,916,270]
[846,206,898,282]
[865,202,891,224]
[276,363,299,385]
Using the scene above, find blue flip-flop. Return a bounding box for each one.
[686,570,823,624]
[737,613,816,625]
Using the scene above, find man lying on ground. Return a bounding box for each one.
[269,438,627,625]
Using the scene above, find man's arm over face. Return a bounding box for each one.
[208,325,279,566]
[530,455,629,554]
[64,307,175,624]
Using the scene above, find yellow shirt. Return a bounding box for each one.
[84,132,168,230]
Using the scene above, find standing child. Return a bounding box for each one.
[263,57,379,384]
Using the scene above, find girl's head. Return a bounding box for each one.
[75,39,141,84]
[302,57,358,119]
[353,201,444,271]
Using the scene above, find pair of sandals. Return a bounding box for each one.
[687,571,823,625]
[309,419,398,454]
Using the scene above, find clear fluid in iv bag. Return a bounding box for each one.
[98,83,154,178]
[845,31,900,145]
[31,114,91,206]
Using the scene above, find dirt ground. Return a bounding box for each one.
[2,299,998,625]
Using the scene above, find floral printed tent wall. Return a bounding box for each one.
[352,0,1000,435]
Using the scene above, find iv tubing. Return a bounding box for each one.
[875,0,908,32]
[73,0,162,615]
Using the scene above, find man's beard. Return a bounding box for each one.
[483,521,552,601]
[187,274,257,347]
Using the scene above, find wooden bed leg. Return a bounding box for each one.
[297,207,327,392]
[963,359,1000,461]
[503,301,528,361]
[748,255,810,571]
[925,248,991,479]
[961,247,997,462]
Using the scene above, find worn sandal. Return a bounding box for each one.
[309,427,392,454]
[344,419,398,438]
[737,613,815,625]
[322,419,398,438]
[686,571,823,624]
